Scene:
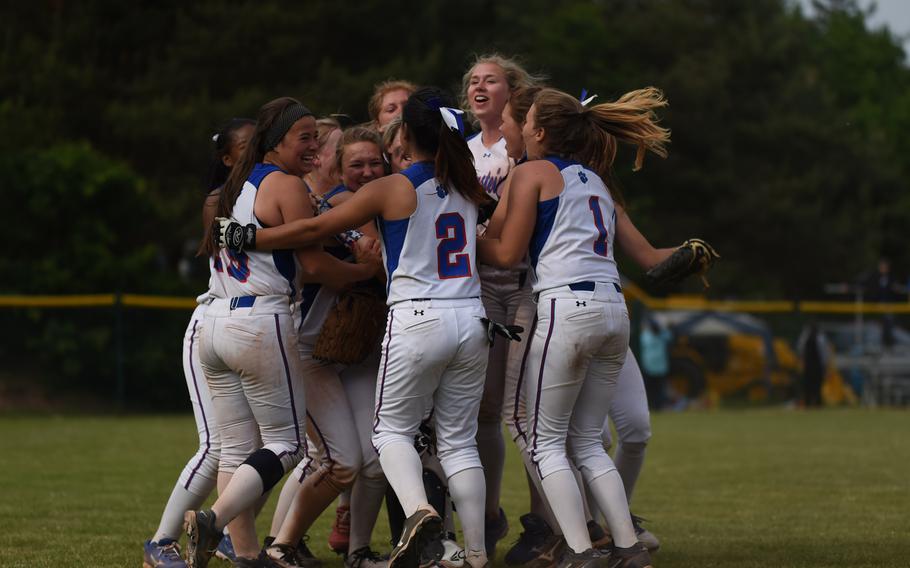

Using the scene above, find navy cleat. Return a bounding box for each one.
[143,538,186,568]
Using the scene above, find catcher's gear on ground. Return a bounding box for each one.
[313,285,388,365]
[479,317,524,345]
[216,217,256,252]
[645,238,719,288]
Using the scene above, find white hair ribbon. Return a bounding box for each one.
[581,94,598,107]
[439,107,465,135]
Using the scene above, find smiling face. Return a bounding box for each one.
[341,141,384,190]
[467,62,510,126]
[378,89,411,130]
[274,115,319,176]
[500,102,525,161]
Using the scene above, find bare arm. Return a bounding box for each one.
[262,174,378,290]
[482,172,512,240]
[477,163,543,267]
[614,203,675,270]
[256,176,396,250]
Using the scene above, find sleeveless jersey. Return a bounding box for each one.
[209,163,298,299]
[467,133,512,200]
[378,161,481,305]
[529,157,620,293]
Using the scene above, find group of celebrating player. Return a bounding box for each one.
[142,53,679,568]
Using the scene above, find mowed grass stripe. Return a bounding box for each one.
[0,409,907,567]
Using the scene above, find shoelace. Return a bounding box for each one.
[158,541,182,560]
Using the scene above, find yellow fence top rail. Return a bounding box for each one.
[2,289,910,314]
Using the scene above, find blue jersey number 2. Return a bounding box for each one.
[588,196,610,257]
[436,212,472,279]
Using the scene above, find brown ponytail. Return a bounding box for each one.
[532,88,670,206]
[198,97,307,256]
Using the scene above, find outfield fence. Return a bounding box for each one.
[1,288,908,409]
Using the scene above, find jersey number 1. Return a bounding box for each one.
[588,196,610,257]
[436,212,472,279]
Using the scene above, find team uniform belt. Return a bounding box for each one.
[567,281,622,293]
[391,296,481,309]
[208,294,292,316]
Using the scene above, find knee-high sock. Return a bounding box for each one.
[476,421,505,517]
[214,470,260,558]
[379,442,428,517]
[448,467,486,562]
[153,484,209,542]
[613,441,647,504]
[541,470,591,554]
[586,470,636,548]
[269,473,304,537]
[517,438,560,534]
[339,487,351,508]
[348,474,387,553]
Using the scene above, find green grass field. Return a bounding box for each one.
[1,409,908,567]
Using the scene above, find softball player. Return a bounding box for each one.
[462,53,542,557]
[185,97,377,568]
[143,118,254,568]
[266,127,389,568]
[497,90,669,559]
[478,87,670,568]
[219,87,495,568]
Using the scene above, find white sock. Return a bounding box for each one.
[614,441,647,503]
[339,487,352,508]
[586,470,636,548]
[270,474,303,536]
[447,467,486,557]
[475,421,505,516]
[348,474,387,552]
[153,484,208,542]
[379,442,428,516]
[212,464,264,530]
[541,470,591,553]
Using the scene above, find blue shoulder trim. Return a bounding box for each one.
[400,161,435,190]
[323,184,351,201]
[529,196,560,269]
[465,131,480,142]
[544,156,579,171]
[248,163,284,188]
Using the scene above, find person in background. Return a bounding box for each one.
[368,80,417,132]
[638,317,672,411]
[797,319,830,408]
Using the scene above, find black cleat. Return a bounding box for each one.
[184,509,223,568]
[389,507,444,568]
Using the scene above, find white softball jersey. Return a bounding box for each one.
[529,157,621,293]
[377,161,481,305]
[210,163,299,300]
[467,133,512,200]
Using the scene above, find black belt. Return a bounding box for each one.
[568,281,622,293]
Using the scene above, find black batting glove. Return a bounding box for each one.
[216,217,257,252]
[480,317,524,345]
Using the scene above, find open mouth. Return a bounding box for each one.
[474,95,489,104]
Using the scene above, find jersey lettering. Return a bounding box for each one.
[588,196,610,257]
[226,250,251,282]
[435,212,472,279]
